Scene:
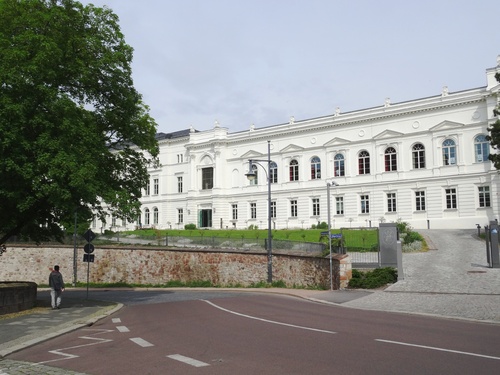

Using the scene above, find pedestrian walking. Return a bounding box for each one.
[49,265,65,309]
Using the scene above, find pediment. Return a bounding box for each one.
[373,130,405,140]
[280,144,305,153]
[429,120,464,132]
[241,150,265,159]
[324,137,350,147]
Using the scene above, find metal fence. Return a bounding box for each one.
[99,234,326,256]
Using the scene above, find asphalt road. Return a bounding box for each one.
[7,290,500,375]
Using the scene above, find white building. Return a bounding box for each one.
[113,58,500,231]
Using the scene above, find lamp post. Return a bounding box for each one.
[327,181,339,290]
[246,140,273,283]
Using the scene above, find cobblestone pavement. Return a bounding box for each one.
[0,359,88,374]
[338,229,500,322]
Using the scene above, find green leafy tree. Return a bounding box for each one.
[0,0,159,244]
[487,70,500,169]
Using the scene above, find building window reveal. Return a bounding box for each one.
[202,167,214,190]
[445,188,457,209]
[153,207,159,224]
[153,178,159,195]
[387,192,397,212]
[290,159,299,181]
[358,151,370,175]
[360,195,370,214]
[311,157,321,179]
[416,191,426,211]
[177,208,184,224]
[271,201,276,219]
[177,176,183,193]
[312,198,320,216]
[250,203,257,219]
[270,162,278,183]
[442,139,457,165]
[412,143,426,169]
[334,154,345,177]
[336,196,344,215]
[479,186,491,207]
[290,200,298,217]
[474,134,490,163]
[385,147,397,171]
[232,204,238,220]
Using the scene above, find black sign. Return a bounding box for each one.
[83,254,95,262]
[84,243,95,254]
[83,229,96,243]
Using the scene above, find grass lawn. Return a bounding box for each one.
[118,227,379,250]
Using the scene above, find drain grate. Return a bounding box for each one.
[467,270,487,274]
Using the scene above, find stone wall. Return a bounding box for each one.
[0,282,37,315]
[0,245,351,289]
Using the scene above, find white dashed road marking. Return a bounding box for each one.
[116,326,130,333]
[167,354,210,367]
[112,318,121,323]
[203,300,336,334]
[376,339,500,361]
[130,338,154,347]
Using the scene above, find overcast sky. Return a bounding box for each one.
[82,0,499,134]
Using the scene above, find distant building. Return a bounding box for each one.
[102,57,500,231]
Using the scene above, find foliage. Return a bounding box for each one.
[348,268,397,289]
[0,0,158,244]
[312,221,328,230]
[487,71,500,168]
[403,230,424,245]
[184,223,196,230]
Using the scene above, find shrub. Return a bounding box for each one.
[404,230,423,244]
[348,267,397,289]
[184,223,196,230]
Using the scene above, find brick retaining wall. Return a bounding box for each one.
[0,245,351,289]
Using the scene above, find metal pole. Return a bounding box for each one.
[73,210,77,287]
[327,183,332,290]
[267,140,273,283]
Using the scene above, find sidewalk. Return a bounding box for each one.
[1,229,499,373]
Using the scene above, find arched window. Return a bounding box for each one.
[384,147,397,171]
[144,208,150,225]
[475,134,490,163]
[358,151,370,175]
[270,162,278,183]
[442,139,456,165]
[153,207,159,225]
[412,143,425,169]
[334,154,345,177]
[290,159,299,181]
[310,157,321,179]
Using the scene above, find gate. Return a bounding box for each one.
[340,227,380,268]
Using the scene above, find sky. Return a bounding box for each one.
[81,0,500,134]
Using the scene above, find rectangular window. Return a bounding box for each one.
[290,200,298,217]
[360,195,370,214]
[177,176,183,193]
[335,196,344,215]
[153,178,159,195]
[177,209,184,224]
[387,193,397,212]
[232,204,238,220]
[479,186,491,208]
[202,167,214,190]
[111,216,117,227]
[271,201,276,219]
[312,198,320,216]
[145,181,150,196]
[250,203,257,219]
[416,191,426,211]
[445,188,457,209]
[177,154,183,163]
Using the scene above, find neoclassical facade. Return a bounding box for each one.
[104,58,500,232]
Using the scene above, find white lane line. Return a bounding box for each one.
[130,337,154,347]
[116,326,130,332]
[112,318,121,323]
[376,339,500,361]
[37,329,114,365]
[167,354,210,367]
[202,300,336,334]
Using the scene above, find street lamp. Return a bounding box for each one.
[327,181,339,290]
[246,140,273,283]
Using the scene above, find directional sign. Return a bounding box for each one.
[331,234,342,239]
[320,231,329,236]
[83,254,95,263]
[83,229,96,243]
[84,243,95,254]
